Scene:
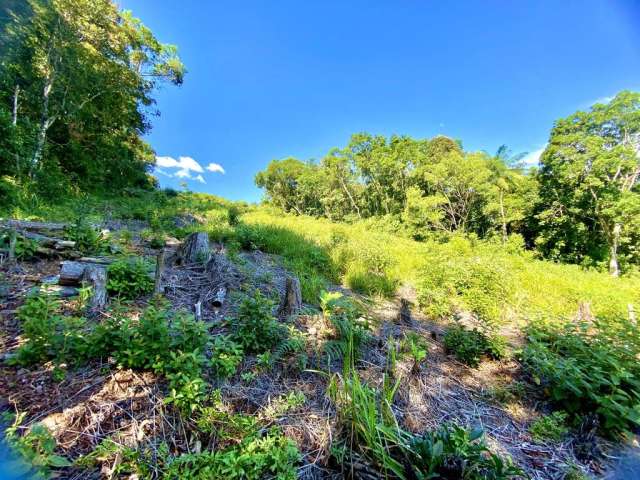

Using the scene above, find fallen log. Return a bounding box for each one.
[78,256,115,265]
[82,264,107,310]
[5,220,68,231]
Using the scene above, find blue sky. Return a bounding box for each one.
[120,0,640,202]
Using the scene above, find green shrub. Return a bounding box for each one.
[529,412,569,442]
[210,335,244,379]
[164,429,300,479]
[4,412,71,478]
[107,258,154,299]
[0,230,39,259]
[521,317,640,436]
[158,350,209,415]
[64,217,107,255]
[406,423,523,479]
[232,290,283,353]
[12,293,90,366]
[443,324,506,367]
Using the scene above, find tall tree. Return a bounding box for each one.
[535,91,640,275]
[0,0,185,194]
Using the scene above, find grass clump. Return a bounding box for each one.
[106,258,154,299]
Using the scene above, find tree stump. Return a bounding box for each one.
[176,232,210,265]
[398,298,412,324]
[278,276,302,317]
[82,264,107,310]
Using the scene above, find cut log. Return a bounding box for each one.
[5,220,68,231]
[31,285,79,298]
[82,264,107,310]
[278,276,302,317]
[59,261,87,286]
[212,287,227,308]
[79,256,115,265]
[175,232,210,265]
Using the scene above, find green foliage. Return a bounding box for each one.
[0,0,185,194]
[158,350,208,415]
[64,217,107,255]
[107,258,154,299]
[4,412,71,478]
[12,293,90,366]
[406,423,523,479]
[210,335,244,379]
[529,412,569,442]
[232,290,283,353]
[273,325,308,370]
[0,229,39,259]
[443,324,506,367]
[164,429,300,480]
[534,91,640,273]
[521,317,640,436]
[320,291,371,362]
[401,331,428,372]
[417,254,510,326]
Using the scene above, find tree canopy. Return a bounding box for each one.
[0,0,185,197]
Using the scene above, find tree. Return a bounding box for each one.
[535,91,640,275]
[0,0,185,194]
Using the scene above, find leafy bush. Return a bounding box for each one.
[521,317,640,436]
[0,230,39,259]
[164,429,300,479]
[232,290,283,353]
[210,335,244,379]
[107,258,154,299]
[406,423,523,479]
[443,324,506,367]
[4,412,71,478]
[64,218,107,255]
[529,412,569,442]
[158,350,209,415]
[12,293,90,366]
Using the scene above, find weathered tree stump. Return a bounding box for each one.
[82,264,107,310]
[175,232,210,265]
[278,276,302,317]
[154,248,166,294]
[398,298,412,324]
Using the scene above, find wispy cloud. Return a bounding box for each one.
[521,145,546,166]
[206,163,225,174]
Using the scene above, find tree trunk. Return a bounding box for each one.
[609,223,621,277]
[499,190,507,244]
[12,84,19,126]
[31,76,55,175]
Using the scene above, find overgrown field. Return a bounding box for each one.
[1,190,639,479]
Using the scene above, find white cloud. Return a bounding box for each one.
[206,162,225,174]
[154,155,208,183]
[521,145,546,166]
